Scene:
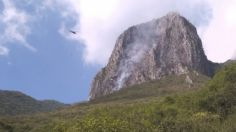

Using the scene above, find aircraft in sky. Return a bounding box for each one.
[69,30,77,34]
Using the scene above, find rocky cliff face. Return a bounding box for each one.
[90,12,218,100]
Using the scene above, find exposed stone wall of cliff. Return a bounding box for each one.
[90,12,219,100]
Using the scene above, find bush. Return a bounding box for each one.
[199,63,236,118]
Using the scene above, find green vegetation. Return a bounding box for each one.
[91,72,208,103]
[1,63,236,132]
[0,90,67,116]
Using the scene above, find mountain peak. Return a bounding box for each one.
[166,12,181,17]
[89,12,219,99]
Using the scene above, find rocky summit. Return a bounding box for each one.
[90,12,219,99]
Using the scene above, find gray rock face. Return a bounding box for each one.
[90,12,218,100]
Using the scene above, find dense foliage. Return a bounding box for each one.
[1,63,236,132]
[0,90,67,116]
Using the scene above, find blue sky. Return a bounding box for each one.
[0,0,100,103]
[0,0,235,103]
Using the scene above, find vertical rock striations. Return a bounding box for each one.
[90,12,218,99]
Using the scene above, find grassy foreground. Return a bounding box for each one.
[1,63,236,132]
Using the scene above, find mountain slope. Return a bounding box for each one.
[0,90,67,116]
[90,12,219,99]
[91,72,209,103]
[0,63,236,132]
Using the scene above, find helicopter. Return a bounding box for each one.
[69,30,77,34]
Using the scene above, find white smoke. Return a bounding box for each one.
[115,25,157,89]
[116,70,130,90]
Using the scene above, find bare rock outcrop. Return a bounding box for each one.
[90,12,218,99]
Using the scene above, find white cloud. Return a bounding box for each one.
[0,0,36,56]
[35,0,236,65]
[233,51,236,60]
[58,0,213,65]
[0,46,9,56]
[200,0,236,62]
